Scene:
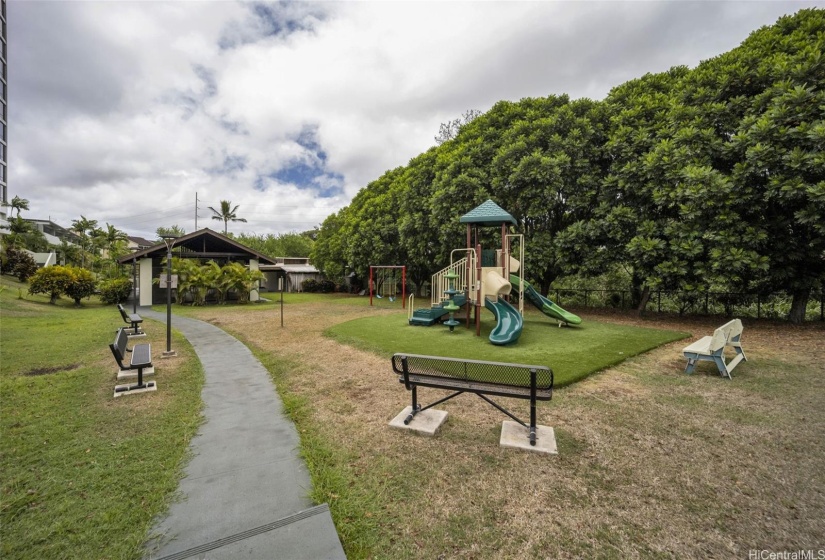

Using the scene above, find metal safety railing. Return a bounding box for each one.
[430,250,477,307]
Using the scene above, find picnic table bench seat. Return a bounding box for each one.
[391,353,553,446]
[683,318,747,379]
[117,304,144,336]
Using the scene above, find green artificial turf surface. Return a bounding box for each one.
[326,309,689,387]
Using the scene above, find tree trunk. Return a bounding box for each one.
[539,281,550,297]
[788,287,810,325]
[630,273,644,308]
[636,286,651,316]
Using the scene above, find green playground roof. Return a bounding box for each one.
[459,199,517,226]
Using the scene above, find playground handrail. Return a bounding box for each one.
[430,250,478,308]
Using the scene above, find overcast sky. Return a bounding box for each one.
[9,1,822,240]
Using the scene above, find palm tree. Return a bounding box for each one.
[71,216,98,268]
[6,195,30,217]
[208,200,247,235]
[101,223,128,256]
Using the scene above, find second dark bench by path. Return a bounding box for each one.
[118,304,145,337]
[389,353,557,454]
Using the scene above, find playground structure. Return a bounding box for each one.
[370,265,406,308]
[409,200,581,345]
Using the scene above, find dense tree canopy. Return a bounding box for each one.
[312,9,824,322]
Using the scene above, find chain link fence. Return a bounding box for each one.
[544,289,825,322]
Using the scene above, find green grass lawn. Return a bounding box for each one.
[0,276,204,560]
[158,291,369,317]
[326,308,689,386]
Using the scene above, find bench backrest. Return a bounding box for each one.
[109,328,129,368]
[117,304,129,322]
[709,319,744,352]
[392,353,553,391]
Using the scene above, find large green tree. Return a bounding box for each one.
[636,8,824,323]
[313,9,824,323]
[310,209,349,281]
[233,232,314,260]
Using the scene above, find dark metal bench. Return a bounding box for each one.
[110,327,155,395]
[391,353,553,446]
[117,304,144,336]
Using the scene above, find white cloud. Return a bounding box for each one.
[9,0,823,239]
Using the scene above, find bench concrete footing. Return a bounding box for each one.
[117,366,155,380]
[389,406,448,436]
[113,381,157,398]
[500,421,557,454]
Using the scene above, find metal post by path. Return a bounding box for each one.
[280,276,284,328]
[166,250,172,353]
[160,235,178,358]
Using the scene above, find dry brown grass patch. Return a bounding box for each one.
[180,303,825,558]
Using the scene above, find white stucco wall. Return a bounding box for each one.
[139,258,153,307]
[249,259,259,302]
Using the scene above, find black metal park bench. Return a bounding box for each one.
[391,353,553,446]
[117,304,144,336]
[110,327,155,395]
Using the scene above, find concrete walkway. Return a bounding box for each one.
[140,309,346,560]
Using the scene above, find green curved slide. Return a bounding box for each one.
[510,275,582,326]
[484,296,523,345]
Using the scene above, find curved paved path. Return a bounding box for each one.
[141,309,346,560]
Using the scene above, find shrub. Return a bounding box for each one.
[99,277,133,304]
[13,257,39,283]
[318,279,336,293]
[2,246,38,282]
[28,265,97,305]
[302,278,319,292]
[28,266,74,304]
[64,268,96,305]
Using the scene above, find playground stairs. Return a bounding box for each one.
[410,294,468,326]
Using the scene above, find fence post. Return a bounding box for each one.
[757,293,761,319]
[821,290,824,322]
[584,290,588,308]
[704,293,709,315]
[658,290,661,313]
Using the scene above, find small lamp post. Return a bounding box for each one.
[160,234,179,357]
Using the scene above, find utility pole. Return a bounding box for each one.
[195,192,199,230]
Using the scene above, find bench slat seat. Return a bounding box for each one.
[130,344,152,368]
[391,353,553,446]
[682,319,747,379]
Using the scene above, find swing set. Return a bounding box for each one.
[369,265,406,308]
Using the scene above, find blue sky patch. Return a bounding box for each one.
[207,154,248,176]
[219,2,328,50]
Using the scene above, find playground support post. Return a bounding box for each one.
[476,243,482,337]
